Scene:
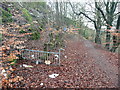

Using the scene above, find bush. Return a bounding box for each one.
[44,33,64,50]
[30,31,40,40]
[7,8,11,12]
[44,43,54,51]
[1,8,13,23]
[22,8,32,22]
[19,29,27,33]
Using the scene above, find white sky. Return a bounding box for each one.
[1,0,119,2]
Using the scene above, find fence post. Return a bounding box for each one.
[58,48,65,66]
[58,49,61,66]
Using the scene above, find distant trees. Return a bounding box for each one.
[96,1,119,50]
[69,1,119,52]
[2,1,119,52]
[69,1,103,44]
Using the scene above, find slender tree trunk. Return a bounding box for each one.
[55,0,60,30]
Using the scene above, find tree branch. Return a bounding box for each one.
[68,1,99,31]
[68,1,96,23]
[96,6,109,24]
[114,12,120,16]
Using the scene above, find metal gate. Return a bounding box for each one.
[19,49,63,65]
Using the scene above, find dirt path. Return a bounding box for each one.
[64,33,118,87]
[82,37,118,86]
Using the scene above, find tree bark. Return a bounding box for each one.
[96,2,118,50]
[95,29,101,44]
[110,15,120,52]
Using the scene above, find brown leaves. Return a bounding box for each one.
[17,33,32,37]
[2,76,23,87]
[9,76,23,83]
[6,53,18,61]
[111,33,120,37]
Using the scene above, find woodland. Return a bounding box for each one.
[0,0,120,88]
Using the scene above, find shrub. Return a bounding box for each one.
[30,31,40,40]
[19,29,27,33]
[1,8,13,23]
[22,8,32,22]
[7,8,11,12]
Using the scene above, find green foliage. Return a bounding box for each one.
[22,8,32,22]
[19,29,27,33]
[38,26,43,31]
[44,43,54,51]
[30,31,40,40]
[55,33,64,47]
[10,59,17,66]
[27,25,41,40]
[78,27,95,41]
[1,8,13,23]
[64,16,76,26]
[44,33,64,51]
[0,34,2,41]
[7,8,11,12]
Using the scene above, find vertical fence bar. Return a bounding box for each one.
[58,49,61,65]
[29,51,31,59]
[52,54,54,64]
[21,50,24,59]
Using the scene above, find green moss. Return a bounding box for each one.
[22,8,32,22]
[0,8,13,23]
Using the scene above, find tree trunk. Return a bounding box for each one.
[95,29,101,44]
[105,25,111,50]
[55,1,60,30]
[110,15,120,52]
[110,35,119,52]
[94,2,102,44]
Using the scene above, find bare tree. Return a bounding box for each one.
[69,1,102,44]
[96,1,119,50]
[110,14,120,52]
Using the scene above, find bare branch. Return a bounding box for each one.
[68,1,96,23]
[114,12,120,16]
[68,1,99,31]
[96,6,109,24]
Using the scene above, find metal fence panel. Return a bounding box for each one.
[19,49,61,65]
